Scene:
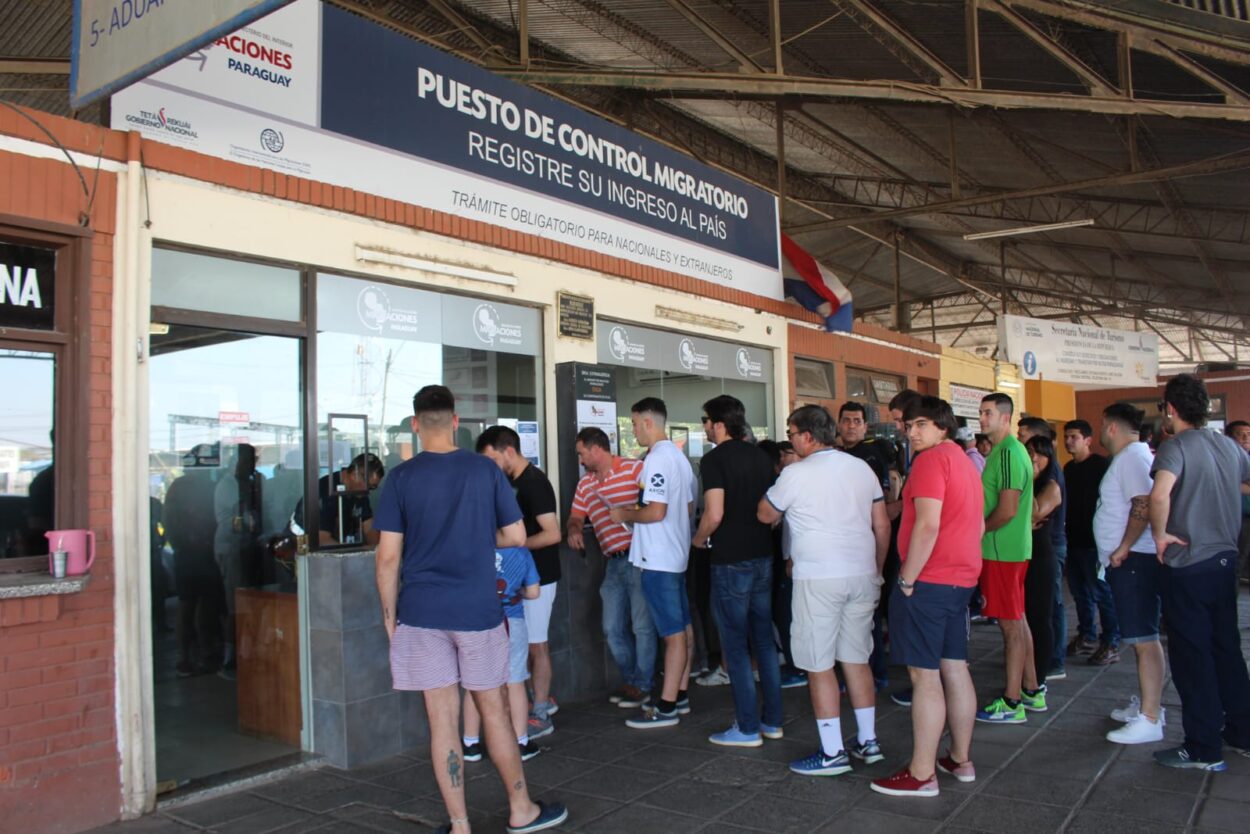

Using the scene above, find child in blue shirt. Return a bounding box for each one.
[463,547,540,761]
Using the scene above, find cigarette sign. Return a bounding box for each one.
[71,0,294,108]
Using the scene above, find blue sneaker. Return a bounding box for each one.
[760,723,784,740]
[709,724,763,748]
[675,696,691,715]
[506,800,570,834]
[790,748,852,776]
[1153,747,1227,771]
[626,706,679,729]
[848,738,884,764]
[780,671,808,689]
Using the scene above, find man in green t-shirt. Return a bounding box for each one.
[975,393,1044,725]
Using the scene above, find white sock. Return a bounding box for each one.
[463,735,479,747]
[854,707,876,745]
[816,715,844,757]
[517,734,529,745]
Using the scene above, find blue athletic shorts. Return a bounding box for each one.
[889,582,976,670]
[1106,552,1160,645]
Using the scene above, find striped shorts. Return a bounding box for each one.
[390,622,509,692]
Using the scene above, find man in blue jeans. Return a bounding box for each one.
[691,395,784,747]
[567,428,654,708]
[1150,374,1250,771]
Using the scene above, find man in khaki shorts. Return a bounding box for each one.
[759,405,891,777]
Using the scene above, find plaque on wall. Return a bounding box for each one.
[557,291,594,340]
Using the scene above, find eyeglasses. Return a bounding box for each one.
[785,429,799,438]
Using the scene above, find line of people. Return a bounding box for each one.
[372,376,1250,833]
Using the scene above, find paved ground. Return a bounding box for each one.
[94,593,1250,834]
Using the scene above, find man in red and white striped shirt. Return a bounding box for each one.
[567,427,656,708]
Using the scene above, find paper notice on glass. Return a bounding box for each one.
[576,400,619,454]
[518,421,541,467]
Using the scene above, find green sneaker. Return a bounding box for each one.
[1021,686,1048,713]
[976,696,1027,724]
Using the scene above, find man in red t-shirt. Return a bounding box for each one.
[872,396,985,799]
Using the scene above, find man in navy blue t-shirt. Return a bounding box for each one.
[374,385,568,834]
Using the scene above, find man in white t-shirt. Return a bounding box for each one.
[609,397,696,729]
[1095,402,1165,746]
[759,405,891,777]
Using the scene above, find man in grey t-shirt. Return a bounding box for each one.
[1148,374,1250,772]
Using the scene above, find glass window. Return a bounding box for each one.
[793,357,835,399]
[0,349,55,558]
[152,248,302,321]
[315,274,542,546]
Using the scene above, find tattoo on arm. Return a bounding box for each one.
[447,749,461,787]
[1130,496,1150,522]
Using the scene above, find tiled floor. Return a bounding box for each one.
[93,592,1250,833]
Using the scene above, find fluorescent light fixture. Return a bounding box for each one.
[963,218,1094,241]
[997,380,1021,389]
[655,305,743,332]
[355,245,517,287]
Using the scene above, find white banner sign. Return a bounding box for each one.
[72,0,294,107]
[949,383,992,420]
[997,314,1159,387]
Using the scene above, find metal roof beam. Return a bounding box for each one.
[787,148,1250,232]
[1136,38,1250,106]
[982,1,1119,96]
[496,67,1250,121]
[659,0,766,72]
[831,0,969,87]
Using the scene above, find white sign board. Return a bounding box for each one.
[997,314,1159,387]
[71,0,294,108]
[949,383,992,420]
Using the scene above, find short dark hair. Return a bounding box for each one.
[787,404,838,446]
[902,396,959,437]
[777,440,795,454]
[1103,402,1144,433]
[981,392,1015,415]
[476,425,520,454]
[888,389,921,414]
[1025,434,1057,469]
[703,394,748,441]
[576,426,611,452]
[631,396,667,422]
[1226,420,1250,437]
[1163,373,1209,427]
[347,452,385,481]
[1018,416,1055,439]
[1063,419,1093,438]
[756,439,782,468]
[413,385,455,427]
[838,401,868,420]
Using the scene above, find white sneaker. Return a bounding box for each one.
[1106,713,1164,745]
[1110,695,1140,723]
[696,667,731,687]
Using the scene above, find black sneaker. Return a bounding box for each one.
[519,740,541,762]
[463,742,483,762]
[1088,643,1121,666]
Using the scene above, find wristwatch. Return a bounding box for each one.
[897,576,914,590]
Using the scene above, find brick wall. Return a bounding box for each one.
[0,114,120,833]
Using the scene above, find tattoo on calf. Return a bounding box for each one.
[447,749,461,787]
[514,779,524,792]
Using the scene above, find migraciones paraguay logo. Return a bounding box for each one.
[735,347,763,379]
[677,338,710,373]
[357,286,390,332]
[607,325,646,364]
[473,303,525,347]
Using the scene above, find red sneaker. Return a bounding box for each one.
[937,752,976,783]
[871,767,939,797]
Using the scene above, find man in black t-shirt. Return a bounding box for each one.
[477,426,562,738]
[1062,420,1120,662]
[691,395,783,747]
[296,453,385,546]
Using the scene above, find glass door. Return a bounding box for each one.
[148,324,304,788]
